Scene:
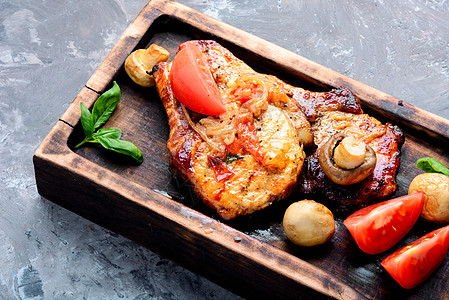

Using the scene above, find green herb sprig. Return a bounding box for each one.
[416,157,449,177]
[225,153,243,164]
[75,81,143,163]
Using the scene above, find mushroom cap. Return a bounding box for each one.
[282,200,335,246]
[409,173,449,224]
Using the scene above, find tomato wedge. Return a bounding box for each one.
[169,41,226,115]
[344,193,425,254]
[381,225,449,289]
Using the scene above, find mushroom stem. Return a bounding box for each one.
[319,134,377,185]
[333,136,366,169]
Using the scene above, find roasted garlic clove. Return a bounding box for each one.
[125,44,169,87]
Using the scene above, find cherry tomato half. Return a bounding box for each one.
[344,193,425,254]
[381,225,449,289]
[169,41,226,115]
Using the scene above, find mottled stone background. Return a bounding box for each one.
[0,0,447,299]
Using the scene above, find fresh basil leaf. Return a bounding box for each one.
[95,136,143,163]
[416,157,449,177]
[92,81,121,130]
[80,102,94,138]
[93,127,122,140]
[76,82,144,163]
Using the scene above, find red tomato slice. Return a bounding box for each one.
[344,193,425,254]
[169,42,226,115]
[208,155,234,182]
[226,112,265,164]
[381,225,449,289]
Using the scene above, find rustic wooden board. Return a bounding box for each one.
[33,0,449,299]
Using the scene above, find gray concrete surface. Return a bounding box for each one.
[0,0,447,299]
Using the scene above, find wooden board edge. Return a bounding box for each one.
[33,120,74,159]
[335,77,449,144]
[85,0,168,93]
[33,120,363,299]
[83,0,449,142]
[58,87,100,127]
[34,0,447,298]
[157,0,449,142]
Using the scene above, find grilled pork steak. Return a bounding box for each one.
[290,87,404,211]
[154,40,403,219]
[300,111,404,211]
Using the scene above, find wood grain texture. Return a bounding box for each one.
[34,0,449,299]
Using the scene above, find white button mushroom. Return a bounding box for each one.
[124,44,169,87]
[408,173,449,224]
[282,200,335,246]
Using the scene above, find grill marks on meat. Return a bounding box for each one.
[292,87,364,122]
[299,111,404,211]
[154,40,404,218]
[293,87,404,210]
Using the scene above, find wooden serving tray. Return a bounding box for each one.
[33,0,449,299]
